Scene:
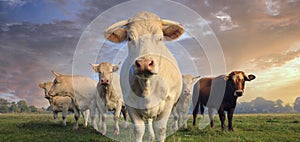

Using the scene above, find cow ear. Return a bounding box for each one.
[104,20,128,43]
[112,63,120,72]
[224,71,235,80]
[104,28,127,43]
[246,74,256,81]
[51,70,61,77]
[89,63,99,72]
[39,83,45,89]
[192,75,201,81]
[162,20,184,41]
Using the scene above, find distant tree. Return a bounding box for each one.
[236,102,254,113]
[29,105,37,113]
[283,104,293,113]
[9,102,19,113]
[17,100,29,113]
[275,99,284,113]
[0,98,10,113]
[251,97,275,113]
[294,97,300,112]
[46,106,52,111]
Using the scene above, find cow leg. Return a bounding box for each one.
[147,118,155,141]
[154,117,168,142]
[154,103,174,142]
[113,102,122,135]
[208,107,215,128]
[218,108,225,131]
[73,108,80,130]
[53,111,58,123]
[192,101,199,126]
[127,107,145,142]
[121,105,129,128]
[172,109,179,130]
[183,111,189,129]
[200,104,205,118]
[82,110,90,128]
[227,108,235,131]
[62,109,67,126]
[100,112,107,135]
[89,100,96,130]
[95,95,104,132]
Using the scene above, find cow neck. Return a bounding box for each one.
[225,80,238,102]
[100,84,114,100]
[50,91,79,109]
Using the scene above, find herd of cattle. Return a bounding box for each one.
[38,12,256,142]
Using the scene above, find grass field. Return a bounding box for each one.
[0,113,299,142]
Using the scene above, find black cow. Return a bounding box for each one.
[192,71,255,131]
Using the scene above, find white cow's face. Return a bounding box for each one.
[90,62,119,85]
[182,75,200,96]
[104,12,184,79]
[127,20,165,77]
[48,71,72,97]
[39,82,53,99]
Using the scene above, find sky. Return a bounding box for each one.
[0,0,299,108]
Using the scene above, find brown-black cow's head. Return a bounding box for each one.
[224,71,256,97]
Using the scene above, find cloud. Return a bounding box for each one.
[1,0,27,7]
[245,42,300,71]
[0,20,84,108]
[265,0,281,16]
[212,10,239,31]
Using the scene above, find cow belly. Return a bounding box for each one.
[136,104,162,119]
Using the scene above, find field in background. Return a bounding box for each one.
[0,113,299,142]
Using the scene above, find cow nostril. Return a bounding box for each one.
[149,60,154,66]
[101,79,104,83]
[135,60,141,67]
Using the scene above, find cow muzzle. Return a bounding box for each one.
[234,90,244,97]
[134,58,156,76]
[100,78,110,85]
[184,89,191,96]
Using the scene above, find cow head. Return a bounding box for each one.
[182,75,200,96]
[104,12,184,78]
[224,71,256,97]
[90,62,120,85]
[48,70,73,97]
[39,82,53,99]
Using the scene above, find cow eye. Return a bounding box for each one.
[128,37,132,41]
[53,80,58,84]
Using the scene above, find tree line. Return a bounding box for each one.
[1,96,300,114]
[0,99,39,113]
[235,97,300,113]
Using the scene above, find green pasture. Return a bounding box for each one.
[0,113,299,142]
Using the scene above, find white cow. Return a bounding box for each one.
[172,75,200,130]
[90,62,128,135]
[104,11,184,142]
[48,71,103,130]
[39,82,90,128]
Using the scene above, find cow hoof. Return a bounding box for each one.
[113,130,119,135]
[148,136,155,141]
[100,131,106,135]
[72,127,78,130]
[123,122,128,128]
[228,128,234,131]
